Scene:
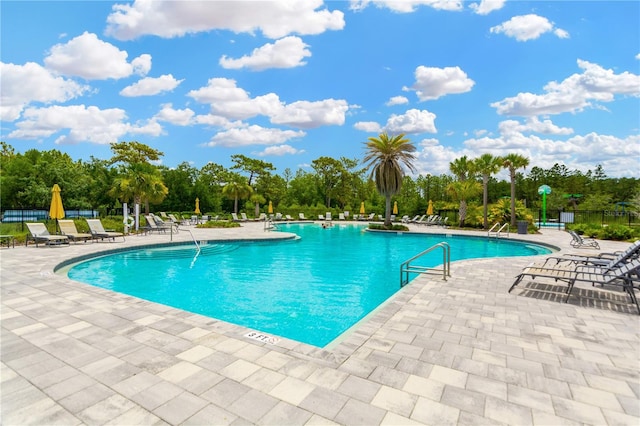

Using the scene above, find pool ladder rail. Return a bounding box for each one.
[400,242,451,287]
[488,222,510,238]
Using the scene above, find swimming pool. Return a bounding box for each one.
[67,223,552,347]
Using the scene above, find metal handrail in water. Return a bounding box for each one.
[488,222,500,237]
[497,223,510,237]
[400,242,451,287]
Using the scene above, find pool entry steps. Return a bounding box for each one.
[400,242,451,287]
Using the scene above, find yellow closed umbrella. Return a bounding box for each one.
[49,184,65,220]
[268,201,273,214]
[360,201,365,215]
[195,198,201,215]
[49,184,65,233]
[427,200,434,215]
[393,201,398,215]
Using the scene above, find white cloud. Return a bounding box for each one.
[106,0,345,40]
[490,14,568,42]
[271,99,348,129]
[188,78,282,120]
[386,96,409,106]
[188,78,349,128]
[0,62,88,121]
[469,0,505,15]
[155,104,195,126]
[206,125,305,147]
[120,74,183,97]
[44,32,150,80]
[220,36,311,71]
[492,59,640,116]
[354,121,382,133]
[349,0,463,13]
[8,104,161,145]
[255,144,305,157]
[498,117,573,136]
[462,123,640,177]
[406,65,475,101]
[384,109,437,134]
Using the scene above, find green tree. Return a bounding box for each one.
[311,156,344,208]
[503,153,530,226]
[108,141,167,215]
[446,180,482,227]
[362,133,417,227]
[474,154,503,229]
[231,154,275,186]
[250,193,266,218]
[222,174,253,214]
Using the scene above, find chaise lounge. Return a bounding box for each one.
[86,219,125,242]
[58,219,93,243]
[25,222,69,247]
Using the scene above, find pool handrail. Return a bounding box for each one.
[400,242,451,287]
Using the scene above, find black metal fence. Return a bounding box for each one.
[435,209,638,228]
[1,209,99,223]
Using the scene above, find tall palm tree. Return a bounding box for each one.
[222,176,253,214]
[362,133,416,227]
[446,180,482,227]
[503,153,530,226]
[449,155,475,181]
[474,154,503,229]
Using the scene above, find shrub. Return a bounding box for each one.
[368,223,409,231]
[599,224,633,241]
[196,220,240,229]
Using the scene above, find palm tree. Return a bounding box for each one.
[222,176,253,214]
[474,154,503,229]
[503,153,530,226]
[362,133,417,227]
[446,180,482,227]
[449,155,475,181]
[250,193,266,218]
[109,163,168,215]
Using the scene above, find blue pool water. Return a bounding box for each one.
[67,223,551,347]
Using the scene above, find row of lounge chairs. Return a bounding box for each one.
[26,219,125,246]
[509,240,640,313]
[402,215,448,227]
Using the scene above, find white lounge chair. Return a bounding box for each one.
[25,222,69,247]
[86,219,125,242]
[58,219,92,243]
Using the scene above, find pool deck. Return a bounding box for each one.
[1,222,638,425]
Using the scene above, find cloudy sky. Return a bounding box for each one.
[1,0,639,178]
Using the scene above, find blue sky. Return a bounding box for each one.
[1,0,639,179]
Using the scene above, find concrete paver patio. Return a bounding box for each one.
[1,221,638,425]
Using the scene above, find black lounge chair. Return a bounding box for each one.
[509,258,640,313]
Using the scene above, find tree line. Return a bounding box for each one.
[1,140,638,229]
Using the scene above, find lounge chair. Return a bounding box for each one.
[258,213,267,221]
[338,213,345,221]
[568,230,600,250]
[411,215,425,224]
[285,214,294,221]
[169,214,190,226]
[144,215,173,233]
[509,258,640,313]
[231,213,244,222]
[86,219,125,242]
[25,222,69,247]
[543,240,640,271]
[299,213,307,220]
[58,219,92,243]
